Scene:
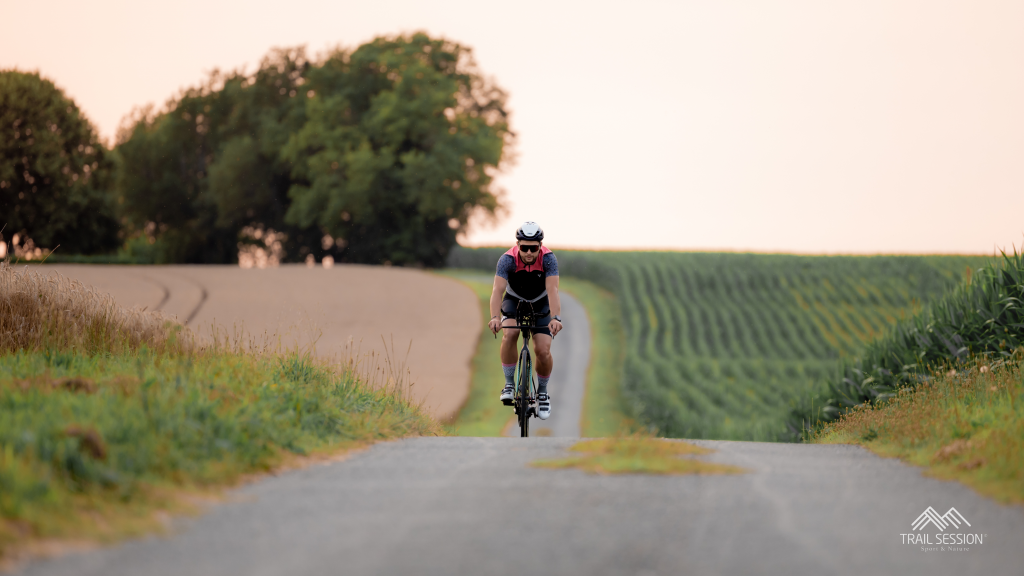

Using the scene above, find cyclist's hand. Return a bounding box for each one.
[488,316,502,335]
[550,319,563,337]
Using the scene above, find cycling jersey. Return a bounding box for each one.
[495,245,558,302]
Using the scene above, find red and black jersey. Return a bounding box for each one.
[495,245,558,302]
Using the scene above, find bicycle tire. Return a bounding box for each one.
[518,347,531,437]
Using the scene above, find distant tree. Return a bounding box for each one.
[115,48,316,263]
[114,33,514,266]
[0,70,119,255]
[283,33,514,266]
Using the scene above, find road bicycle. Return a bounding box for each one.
[500,302,548,437]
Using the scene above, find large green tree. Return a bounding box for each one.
[115,33,513,266]
[0,71,119,255]
[115,48,315,263]
[283,33,513,266]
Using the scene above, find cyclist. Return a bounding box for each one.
[487,222,562,420]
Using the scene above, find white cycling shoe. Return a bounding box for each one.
[537,393,551,420]
[499,385,514,405]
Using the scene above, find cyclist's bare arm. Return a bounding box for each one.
[488,276,508,334]
[546,275,562,337]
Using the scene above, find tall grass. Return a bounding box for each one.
[789,250,1024,439]
[0,264,439,558]
[0,262,185,354]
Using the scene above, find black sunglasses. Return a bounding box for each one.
[519,244,541,253]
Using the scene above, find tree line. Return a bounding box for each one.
[0,33,514,266]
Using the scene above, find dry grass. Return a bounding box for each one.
[814,351,1024,503]
[0,263,187,355]
[532,436,747,475]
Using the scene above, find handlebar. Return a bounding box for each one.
[490,323,562,338]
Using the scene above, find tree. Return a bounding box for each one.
[114,33,514,266]
[283,33,513,266]
[0,70,119,255]
[115,48,315,263]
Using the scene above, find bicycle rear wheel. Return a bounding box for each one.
[517,347,531,437]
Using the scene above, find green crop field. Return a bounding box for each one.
[448,248,992,440]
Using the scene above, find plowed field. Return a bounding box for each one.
[29,264,480,421]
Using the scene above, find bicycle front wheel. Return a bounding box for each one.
[517,347,531,437]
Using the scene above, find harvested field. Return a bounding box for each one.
[28,264,480,421]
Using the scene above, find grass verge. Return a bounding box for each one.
[531,436,746,475]
[0,264,440,561]
[557,278,630,437]
[434,270,509,436]
[813,353,1023,503]
[793,250,1023,438]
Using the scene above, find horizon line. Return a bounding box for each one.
[457,242,1014,258]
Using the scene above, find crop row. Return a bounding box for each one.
[789,250,1024,438]
[448,248,992,440]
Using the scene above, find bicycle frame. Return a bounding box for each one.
[500,301,545,437]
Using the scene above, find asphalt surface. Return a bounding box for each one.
[19,437,1024,576]
[504,292,591,438]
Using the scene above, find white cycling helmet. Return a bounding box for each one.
[515,221,544,242]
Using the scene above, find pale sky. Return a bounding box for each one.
[3,0,1022,254]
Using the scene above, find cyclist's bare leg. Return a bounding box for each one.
[498,318,521,402]
[499,317,520,365]
[533,333,554,418]
[533,334,553,377]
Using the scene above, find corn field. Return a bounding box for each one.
[789,249,1024,439]
[448,248,991,440]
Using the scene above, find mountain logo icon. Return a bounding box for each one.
[912,507,971,532]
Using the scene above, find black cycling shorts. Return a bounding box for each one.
[501,295,551,337]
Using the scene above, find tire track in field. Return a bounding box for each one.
[182,281,208,326]
[138,271,207,325]
[140,276,171,311]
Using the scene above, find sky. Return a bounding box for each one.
[3,0,1022,254]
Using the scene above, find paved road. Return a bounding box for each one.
[19,438,1024,576]
[504,292,591,438]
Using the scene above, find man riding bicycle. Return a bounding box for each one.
[487,222,562,420]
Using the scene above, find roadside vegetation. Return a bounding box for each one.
[814,354,1023,503]
[792,250,1023,436]
[0,264,439,559]
[532,436,745,475]
[557,278,629,436]
[435,270,509,436]
[801,250,1023,499]
[449,247,988,440]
